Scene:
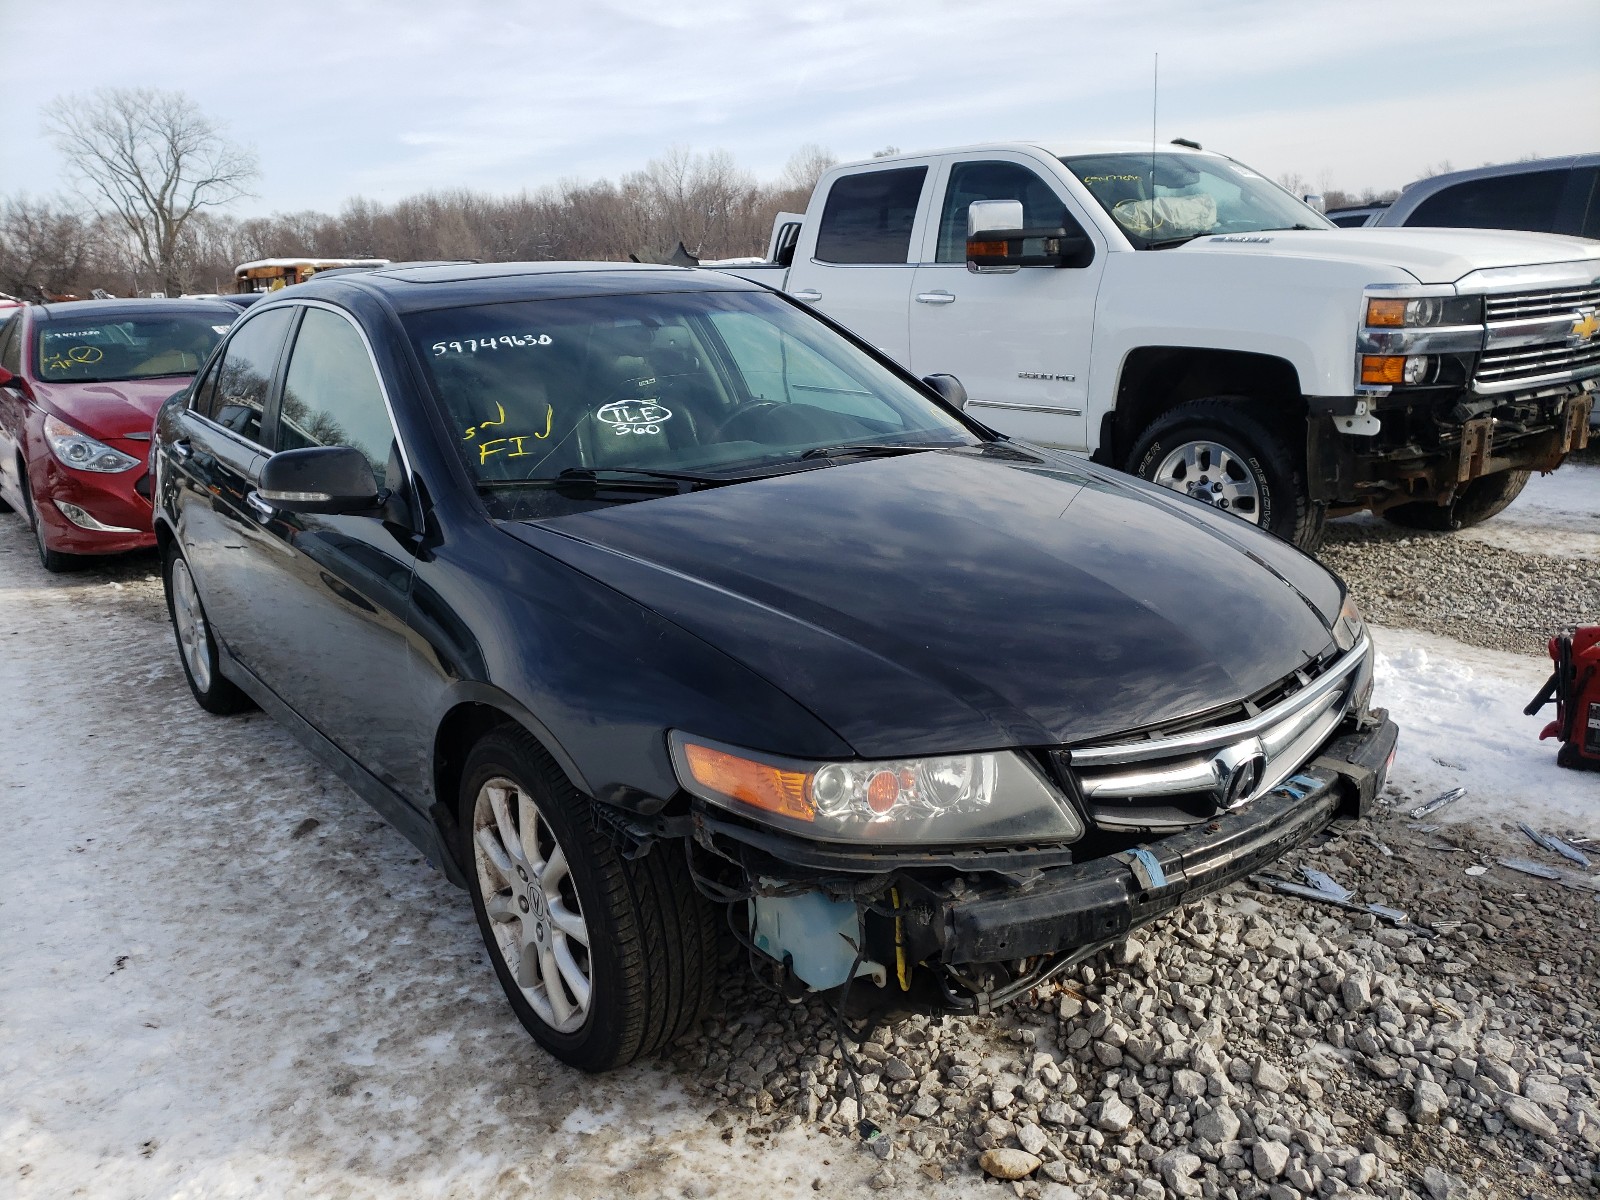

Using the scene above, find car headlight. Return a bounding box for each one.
[1333,593,1365,653]
[669,733,1084,845]
[43,414,140,473]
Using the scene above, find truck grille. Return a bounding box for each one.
[1061,637,1368,831]
[1476,341,1600,386]
[1483,285,1600,323]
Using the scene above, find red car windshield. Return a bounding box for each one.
[35,313,230,384]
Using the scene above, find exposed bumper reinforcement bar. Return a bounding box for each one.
[940,714,1397,965]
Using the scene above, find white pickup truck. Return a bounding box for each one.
[720,141,1598,548]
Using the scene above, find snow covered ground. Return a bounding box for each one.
[1371,625,1598,838]
[1,486,1595,1198]
[0,533,867,1200]
[1455,461,1598,560]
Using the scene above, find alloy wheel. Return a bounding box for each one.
[471,776,593,1033]
[1151,439,1262,524]
[169,557,213,692]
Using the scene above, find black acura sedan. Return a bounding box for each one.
[152,262,1396,1072]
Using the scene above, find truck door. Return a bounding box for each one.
[784,163,934,364]
[908,156,1104,451]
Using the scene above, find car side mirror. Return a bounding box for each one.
[922,373,969,410]
[259,446,381,515]
[967,202,1093,271]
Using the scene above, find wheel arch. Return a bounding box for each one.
[1104,347,1306,468]
[429,686,601,878]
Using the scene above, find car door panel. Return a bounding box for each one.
[908,155,1105,451]
[249,304,425,796]
[786,162,934,364]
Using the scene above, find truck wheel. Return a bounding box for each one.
[1383,470,1530,532]
[1127,399,1326,551]
[459,727,718,1073]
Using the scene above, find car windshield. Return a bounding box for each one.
[1061,153,1333,248]
[404,289,980,515]
[34,312,230,383]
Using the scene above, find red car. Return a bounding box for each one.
[0,299,237,570]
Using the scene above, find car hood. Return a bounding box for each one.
[1177,227,1600,285]
[33,377,191,441]
[506,448,1344,758]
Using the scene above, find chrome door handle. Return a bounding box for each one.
[915,291,956,305]
[245,490,275,520]
[792,289,823,303]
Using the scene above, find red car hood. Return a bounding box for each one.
[33,377,191,441]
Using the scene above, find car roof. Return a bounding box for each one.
[280,260,768,314]
[1380,153,1600,226]
[32,298,241,322]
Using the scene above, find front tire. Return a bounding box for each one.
[162,545,252,714]
[1383,469,1530,532]
[459,727,717,1072]
[20,466,80,573]
[1127,398,1326,551]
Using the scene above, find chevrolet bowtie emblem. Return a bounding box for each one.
[1574,311,1600,342]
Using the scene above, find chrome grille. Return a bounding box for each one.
[1063,636,1368,831]
[1483,286,1600,323]
[1476,341,1600,386]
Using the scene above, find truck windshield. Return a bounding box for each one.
[1061,153,1332,248]
[404,289,979,515]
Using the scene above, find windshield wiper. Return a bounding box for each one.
[476,466,748,495]
[1144,233,1206,250]
[798,442,951,461]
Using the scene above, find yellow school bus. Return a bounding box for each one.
[234,258,390,294]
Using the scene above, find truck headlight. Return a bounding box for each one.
[43,414,141,473]
[669,733,1084,846]
[1365,296,1480,328]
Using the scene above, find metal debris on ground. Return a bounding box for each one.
[1250,871,1419,930]
[1517,822,1593,868]
[1465,865,1488,877]
[1359,830,1395,857]
[1497,857,1600,893]
[1409,787,1465,820]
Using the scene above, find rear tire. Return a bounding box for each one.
[1127,398,1326,551]
[1383,470,1530,532]
[459,727,717,1072]
[162,544,252,714]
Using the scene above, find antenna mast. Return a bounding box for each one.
[1151,53,1159,192]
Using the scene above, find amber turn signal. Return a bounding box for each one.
[1365,298,1408,327]
[680,742,814,821]
[967,240,1009,258]
[1360,355,1406,385]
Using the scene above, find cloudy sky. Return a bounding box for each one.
[2,0,1596,216]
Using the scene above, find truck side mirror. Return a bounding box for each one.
[968,202,1094,271]
[922,373,969,410]
[1302,194,1326,213]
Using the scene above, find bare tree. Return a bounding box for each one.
[0,197,98,299]
[44,87,259,295]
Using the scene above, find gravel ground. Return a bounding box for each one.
[1321,524,1595,659]
[681,799,1599,1200]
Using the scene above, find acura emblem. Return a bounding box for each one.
[1213,739,1267,810]
[1223,757,1263,807]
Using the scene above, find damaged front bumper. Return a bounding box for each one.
[691,711,1398,1014]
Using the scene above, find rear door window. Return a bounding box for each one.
[814,167,928,264]
[1407,169,1569,233]
[195,307,293,446]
